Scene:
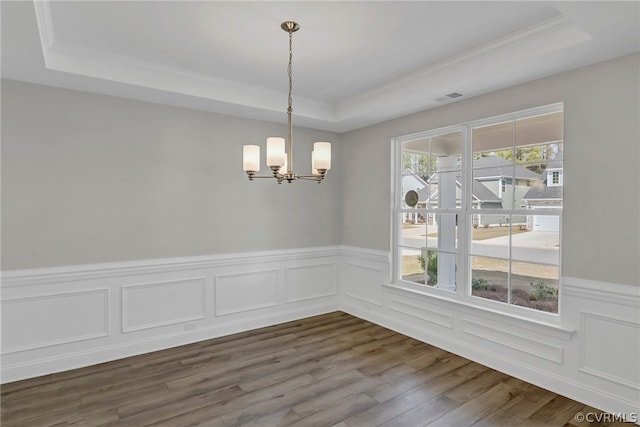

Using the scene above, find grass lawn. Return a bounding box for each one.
[402,223,422,229]
[402,255,423,276]
[471,225,528,240]
[401,255,557,280]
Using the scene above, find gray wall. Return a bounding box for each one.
[342,53,640,287]
[1,80,343,269]
[3,53,639,287]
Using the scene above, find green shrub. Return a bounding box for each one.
[529,280,558,301]
[471,277,490,291]
[418,249,438,285]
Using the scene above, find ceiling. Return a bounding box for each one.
[2,1,638,133]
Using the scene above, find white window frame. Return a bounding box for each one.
[391,103,563,323]
[392,124,467,294]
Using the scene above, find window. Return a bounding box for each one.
[398,129,463,292]
[548,169,562,186]
[394,104,563,317]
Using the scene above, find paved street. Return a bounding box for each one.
[401,227,559,265]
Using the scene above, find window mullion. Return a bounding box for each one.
[508,120,516,305]
[459,125,472,299]
[392,137,401,283]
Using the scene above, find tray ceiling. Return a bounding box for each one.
[2,1,638,132]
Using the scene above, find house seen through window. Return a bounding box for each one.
[395,104,563,315]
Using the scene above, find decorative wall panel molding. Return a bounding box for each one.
[461,319,564,364]
[2,245,638,418]
[563,277,640,308]
[122,278,206,333]
[1,247,341,383]
[342,260,386,306]
[1,247,342,288]
[341,246,390,263]
[388,297,454,329]
[579,312,640,390]
[285,263,337,303]
[214,270,279,316]
[1,289,109,354]
[338,246,640,418]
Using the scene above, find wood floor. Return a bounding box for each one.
[1,312,620,427]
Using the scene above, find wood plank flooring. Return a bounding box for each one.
[0,312,623,426]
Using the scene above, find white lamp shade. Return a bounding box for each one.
[266,137,285,167]
[281,154,288,173]
[313,142,331,170]
[243,145,260,172]
[311,151,319,175]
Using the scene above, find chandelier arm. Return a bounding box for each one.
[297,175,324,182]
[298,178,321,184]
[246,173,322,182]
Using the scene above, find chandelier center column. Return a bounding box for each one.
[286,23,296,180]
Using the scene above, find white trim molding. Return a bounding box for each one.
[339,246,640,418]
[29,0,593,133]
[2,245,638,419]
[1,247,341,383]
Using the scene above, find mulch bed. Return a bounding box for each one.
[402,270,558,313]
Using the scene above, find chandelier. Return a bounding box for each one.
[242,21,331,184]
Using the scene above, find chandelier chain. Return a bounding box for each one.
[288,30,293,111]
[286,28,294,175]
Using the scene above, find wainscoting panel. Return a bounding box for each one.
[341,248,389,306]
[388,296,454,329]
[1,247,341,383]
[461,318,564,364]
[214,270,279,316]
[1,289,109,354]
[285,263,337,303]
[580,313,640,390]
[122,278,206,333]
[339,246,640,418]
[2,245,638,419]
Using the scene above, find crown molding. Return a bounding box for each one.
[32,1,593,132]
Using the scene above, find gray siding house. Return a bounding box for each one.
[409,156,542,227]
